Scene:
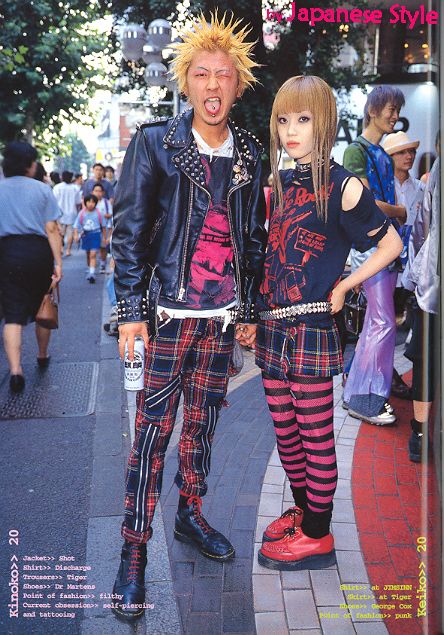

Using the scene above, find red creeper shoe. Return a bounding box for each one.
[258,527,336,571]
[262,506,303,542]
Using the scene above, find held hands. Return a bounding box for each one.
[235,323,257,347]
[118,322,149,361]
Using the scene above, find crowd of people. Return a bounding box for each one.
[0,157,117,391]
[0,12,439,626]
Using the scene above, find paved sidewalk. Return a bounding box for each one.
[2,246,428,635]
[159,353,274,634]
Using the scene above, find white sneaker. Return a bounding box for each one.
[384,402,394,414]
[344,400,394,415]
[348,405,396,426]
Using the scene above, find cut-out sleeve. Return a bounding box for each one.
[339,182,389,252]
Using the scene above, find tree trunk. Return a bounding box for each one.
[24,112,34,144]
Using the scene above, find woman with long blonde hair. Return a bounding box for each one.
[254,76,402,570]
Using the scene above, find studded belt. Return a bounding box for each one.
[210,307,240,323]
[259,302,332,321]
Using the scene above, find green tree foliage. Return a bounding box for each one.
[53,133,93,173]
[110,0,372,168]
[0,0,110,152]
[0,45,28,71]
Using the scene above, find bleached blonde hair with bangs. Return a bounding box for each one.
[270,76,337,222]
[170,12,259,96]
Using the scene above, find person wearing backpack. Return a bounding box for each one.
[73,194,105,283]
[342,86,407,425]
[92,182,113,273]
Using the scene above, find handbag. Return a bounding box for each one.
[344,289,366,336]
[228,339,245,377]
[35,284,60,329]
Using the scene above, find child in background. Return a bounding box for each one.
[92,183,113,273]
[251,76,402,571]
[73,194,105,283]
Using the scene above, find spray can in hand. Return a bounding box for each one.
[124,337,145,391]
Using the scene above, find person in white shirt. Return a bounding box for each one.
[53,170,82,256]
[382,131,425,325]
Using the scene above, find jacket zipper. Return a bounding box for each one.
[177,181,194,300]
[177,179,210,300]
[227,181,249,306]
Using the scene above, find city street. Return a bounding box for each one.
[0,249,440,635]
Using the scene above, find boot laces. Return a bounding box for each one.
[283,526,301,540]
[188,495,215,534]
[276,507,302,530]
[281,507,302,520]
[127,546,143,581]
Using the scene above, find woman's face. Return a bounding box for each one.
[277,111,314,164]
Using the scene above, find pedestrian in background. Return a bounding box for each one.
[92,183,112,273]
[74,173,84,190]
[34,161,50,184]
[403,152,440,462]
[342,85,407,425]
[419,130,440,184]
[73,194,105,284]
[104,165,117,189]
[0,142,62,392]
[53,170,82,257]
[49,170,61,186]
[82,162,114,202]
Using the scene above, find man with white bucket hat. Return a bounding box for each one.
[382,131,423,227]
[382,131,425,322]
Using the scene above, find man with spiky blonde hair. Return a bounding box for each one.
[111,12,266,622]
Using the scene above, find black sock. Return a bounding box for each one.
[290,486,307,510]
[411,418,424,435]
[301,506,332,539]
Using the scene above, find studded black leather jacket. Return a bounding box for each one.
[112,108,267,334]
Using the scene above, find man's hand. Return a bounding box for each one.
[235,323,257,347]
[118,322,149,360]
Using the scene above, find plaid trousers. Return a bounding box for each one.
[121,317,234,544]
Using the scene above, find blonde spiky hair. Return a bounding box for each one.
[170,12,259,96]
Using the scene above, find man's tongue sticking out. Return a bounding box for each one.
[205,98,221,116]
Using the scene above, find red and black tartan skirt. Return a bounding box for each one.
[255,319,343,380]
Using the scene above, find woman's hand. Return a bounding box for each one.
[118,322,149,360]
[51,263,63,287]
[330,283,347,315]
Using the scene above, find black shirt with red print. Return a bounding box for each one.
[259,161,388,326]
